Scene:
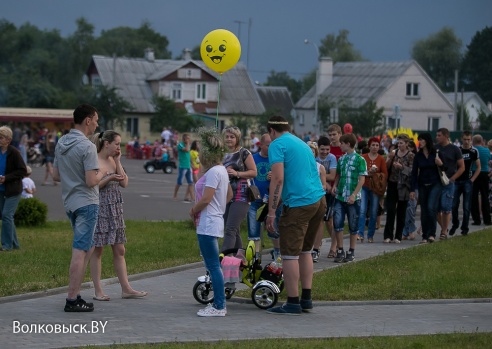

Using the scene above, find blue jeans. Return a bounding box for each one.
[418,184,442,240]
[197,234,225,310]
[403,195,418,237]
[247,200,263,240]
[66,204,99,251]
[452,179,472,233]
[334,199,360,235]
[0,193,21,250]
[357,187,379,239]
[439,182,454,213]
[177,168,193,185]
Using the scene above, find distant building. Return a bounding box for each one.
[85,50,292,141]
[294,59,455,135]
[443,92,491,129]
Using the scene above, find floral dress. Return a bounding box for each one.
[93,173,127,246]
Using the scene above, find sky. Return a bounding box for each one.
[1,0,491,83]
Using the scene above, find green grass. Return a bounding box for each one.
[92,333,492,349]
[2,222,492,301]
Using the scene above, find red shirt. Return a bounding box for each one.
[330,145,344,161]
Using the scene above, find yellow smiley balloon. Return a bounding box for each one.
[200,29,241,75]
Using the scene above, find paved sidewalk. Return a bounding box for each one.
[1,224,491,348]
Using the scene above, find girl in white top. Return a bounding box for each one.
[190,128,232,317]
[21,166,36,198]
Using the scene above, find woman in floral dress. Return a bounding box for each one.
[89,131,147,301]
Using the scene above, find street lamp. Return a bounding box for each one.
[304,39,320,135]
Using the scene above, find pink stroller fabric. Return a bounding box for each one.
[221,256,242,283]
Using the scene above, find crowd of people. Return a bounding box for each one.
[4,108,492,318]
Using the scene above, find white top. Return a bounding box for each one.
[250,137,259,153]
[195,165,229,237]
[22,177,36,198]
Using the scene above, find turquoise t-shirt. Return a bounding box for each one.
[269,133,325,208]
[177,142,191,169]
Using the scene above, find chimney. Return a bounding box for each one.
[144,48,155,62]
[318,57,333,94]
[183,48,192,60]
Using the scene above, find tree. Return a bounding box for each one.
[462,26,492,104]
[95,21,171,59]
[81,85,133,130]
[264,70,303,103]
[151,96,201,133]
[477,109,492,131]
[412,27,463,92]
[319,29,364,63]
[318,99,385,137]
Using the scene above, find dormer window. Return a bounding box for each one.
[406,83,420,98]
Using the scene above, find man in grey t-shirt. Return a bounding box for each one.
[53,104,103,312]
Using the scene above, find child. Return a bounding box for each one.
[22,166,36,198]
[327,124,344,161]
[190,127,232,317]
[332,133,367,263]
[312,136,337,261]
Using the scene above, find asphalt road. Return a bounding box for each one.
[29,157,192,221]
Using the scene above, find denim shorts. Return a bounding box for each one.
[177,168,193,185]
[66,204,99,251]
[333,199,361,235]
[439,182,454,213]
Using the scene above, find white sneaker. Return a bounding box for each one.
[197,304,227,317]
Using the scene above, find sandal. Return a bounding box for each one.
[439,233,447,240]
[327,250,336,258]
[419,239,428,244]
[428,236,435,243]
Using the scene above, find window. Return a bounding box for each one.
[406,83,419,98]
[387,117,400,129]
[196,83,207,101]
[126,117,139,137]
[91,75,102,87]
[428,117,440,131]
[299,113,305,126]
[171,83,182,101]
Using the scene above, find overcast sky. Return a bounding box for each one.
[1,0,490,83]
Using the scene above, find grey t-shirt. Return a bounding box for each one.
[435,143,463,178]
[53,129,99,212]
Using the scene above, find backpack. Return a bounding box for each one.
[370,172,388,197]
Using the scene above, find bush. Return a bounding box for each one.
[14,197,48,227]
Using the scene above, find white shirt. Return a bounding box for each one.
[195,165,229,237]
[22,177,36,198]
[250,137,259,153]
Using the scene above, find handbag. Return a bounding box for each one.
[246,179,261,202]
[435,150,450,185]
[370,172,388,197]
[438,168,450,185]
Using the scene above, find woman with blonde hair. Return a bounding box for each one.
[221,126,257,252]
[89,130,147,300]
[190,127,232,316]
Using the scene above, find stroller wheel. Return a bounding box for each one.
[193,280,214,305]
[251,284,278,309]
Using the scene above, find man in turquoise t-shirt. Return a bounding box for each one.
[265,116,326,315]
[173,134,194,202]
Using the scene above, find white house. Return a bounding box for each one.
[294,59,455,135]
[443,92,491,129]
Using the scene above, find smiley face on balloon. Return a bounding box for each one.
[200,29,241,75]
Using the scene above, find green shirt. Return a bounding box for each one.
[177,142,191,169]
[335,152,367,202]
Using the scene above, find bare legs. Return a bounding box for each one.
[90,243,146,298]
[43,162,56,185]
[67,247,94,299]
[173,184,195,201]
[283,253,313,297]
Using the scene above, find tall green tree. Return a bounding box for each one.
[412,27,463,91]
[81,85,133,130]
[461,26,492,104]
[264,71,303,103]
[319,29,364,63]
[151,96,201,133]
[95,21,171,59]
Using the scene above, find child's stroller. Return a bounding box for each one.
[193,240,284,309]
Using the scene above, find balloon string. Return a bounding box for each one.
[216,74,222,129]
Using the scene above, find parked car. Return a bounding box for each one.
[143,159,177,174]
